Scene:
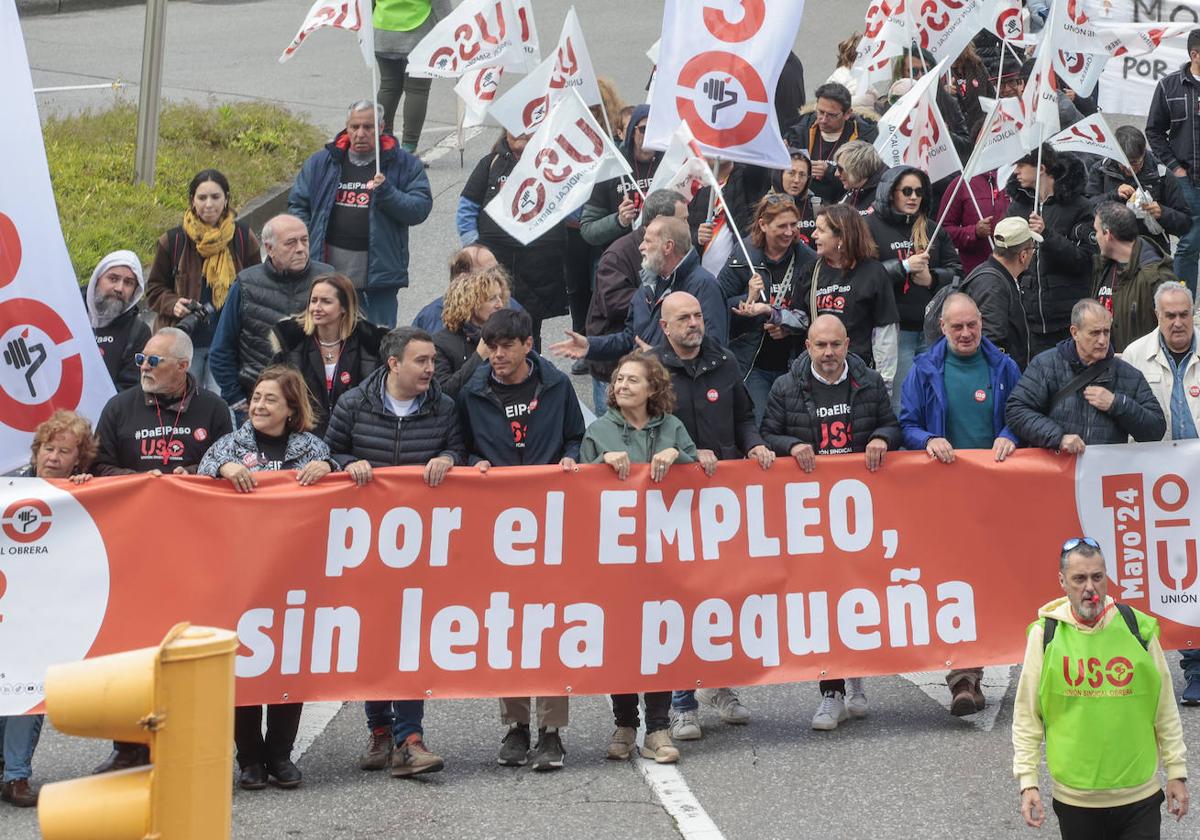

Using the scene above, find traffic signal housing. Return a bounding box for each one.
[37,622,238,840]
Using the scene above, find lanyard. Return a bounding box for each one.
[152,391,186,466]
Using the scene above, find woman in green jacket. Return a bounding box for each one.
[580,350,697,764]
[373,0,452,153]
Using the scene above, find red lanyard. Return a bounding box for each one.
[153,392,186,466]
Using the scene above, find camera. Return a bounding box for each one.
[176,300,217,336]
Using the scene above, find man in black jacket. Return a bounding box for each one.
[761,314,899,733]
[1085,126,1191,254]
[784,82,879,204]
[1006,299,1166,451]
[324,326,465,780]
[957,218,1036,370]
[210,214,333,418]
[652,291,773,742]
[1145,29,1200,293]
[86,250,150,391]
[456,308,582,772]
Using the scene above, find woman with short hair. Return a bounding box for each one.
[432,266,511,396]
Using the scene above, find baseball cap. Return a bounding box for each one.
[993,217,1043,248]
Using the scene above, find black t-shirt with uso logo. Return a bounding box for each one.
[810,376,853,455]
[802,258,899,366]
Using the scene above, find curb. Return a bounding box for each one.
[237,179,293,239]
[18,0,146,15]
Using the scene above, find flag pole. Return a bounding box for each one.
[456,97,466,169]
[1033,127,1044,214]
[925,103,994,253]
[597,103,640,200]
[703,158,754,269]
[371,57,382,177]
[706,157,720,222]
[963,184,996,251]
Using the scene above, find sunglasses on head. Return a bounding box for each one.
[764,193,797,206]
[898,186,924,198]
[1061,537,1100,554]
[135,353,176,368]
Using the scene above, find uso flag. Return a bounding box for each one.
[0,0,114,473]
[485,91,631,246]
[645,0,805,169]
[1047,113,1133,171]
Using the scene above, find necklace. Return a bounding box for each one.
[315,336,343,364]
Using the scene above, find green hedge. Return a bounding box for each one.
[43,100,325,283]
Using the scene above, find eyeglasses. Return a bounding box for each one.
[1061,537,1100,554]
[899,186,924,198]
[815,108,845,120]
[135,353,179,368]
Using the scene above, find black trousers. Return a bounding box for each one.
[234,703,303,768]
[564,226,593,334]
[375,55,432,149]
[611,692,672,734]
[1052,790,1164,840]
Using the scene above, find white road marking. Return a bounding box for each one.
[605,696,727,840]
[421,125,486,165]
[898,665,1015,732]
[293,701,344,759]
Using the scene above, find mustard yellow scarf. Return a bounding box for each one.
[182,208,237,308]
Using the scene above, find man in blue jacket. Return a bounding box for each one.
[289,100,432,328]
[899,292,1021,717]
[456,307,584,772]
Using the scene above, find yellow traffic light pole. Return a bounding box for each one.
[38,623,238,840]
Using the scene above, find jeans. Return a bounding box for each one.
[358,289,399,329]
[611,692,672,735]
[591,375,609,415]
[745,367,785,428]
[376,55,433,150]
[234,703,303,769]
[190,346,221,394]
[893,329,926,417]
[0,714,44,782]
[1174,175,1200,295]
[1181,648,1200,681]
[365,699,424,744]
[671,690,699,712]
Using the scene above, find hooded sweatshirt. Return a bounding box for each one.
[86,250,150,391]
[1012,596,1187,808]
[866,166,963,332]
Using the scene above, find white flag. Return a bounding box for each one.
[851,0,913,90]
[983,0,1024,42]
[1047,113,1132,170]
[1020,38,1060,149]
[489,7,602,137]
[875,59,963,183]
[646,122,711,203]
[645,0,805,169]
[911,0,984,62]
[0,0,116,472]
[454,64,505,128]
[964,96,1027,179]
[407,0,539,78]
[279,0,374,67]
[485,92,632,245]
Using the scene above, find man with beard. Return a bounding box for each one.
[86,250,150,391]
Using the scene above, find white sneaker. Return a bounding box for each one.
[812,691,848,731]
[669,708,702,740]
[696,687,751,724]
[845,677,868,718]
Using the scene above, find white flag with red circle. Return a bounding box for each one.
[0,0,116,472]
[1047,113,1133,171]
[644,0,806,169]
[406,0,540,78]
[279,0,374,67]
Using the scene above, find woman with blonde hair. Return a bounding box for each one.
[271,273,385,437]
[432,265,512,395]
[580,351,697,765]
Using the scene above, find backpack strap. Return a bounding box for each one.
[167,227,186,285]
[1115,602,1149,650]
[1041,616,1058,651]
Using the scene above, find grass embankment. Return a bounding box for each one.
[43,100,325,283]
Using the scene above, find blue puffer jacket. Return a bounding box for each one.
[288,131,432,291]
[899,337,1020,451]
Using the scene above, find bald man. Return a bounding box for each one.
[761,313,900,731]
[898,292,1022,716]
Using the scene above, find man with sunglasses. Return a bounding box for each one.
[1013,537,1189,837]
[90,326,232,772]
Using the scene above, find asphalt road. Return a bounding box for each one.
[9,3,1195,839]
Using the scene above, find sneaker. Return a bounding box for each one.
[640,730,680,764]
[696,687,751,724]
[949,679,977,717]
[669,708,702,740]
[812,691,848,731]
[530,728,565,771]
[359,726,393,771]
[390,735,444,778]
[845,677,868,718]
[498,723,531,766]
[1182,675,1200,706]
[606,726,637,761]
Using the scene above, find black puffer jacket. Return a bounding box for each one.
[323,365,466,468]
[654,337,766,459]
[432,324,485,397]
[867,166,962,331]
[271,317,385,439]
[1085,154,1192,250]
[1004,153,1097,337]
[761,352,901,455]
[461,135,567,320]
[1005,340,1166,447]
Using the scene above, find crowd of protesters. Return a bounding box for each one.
[4,9,1199,830]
